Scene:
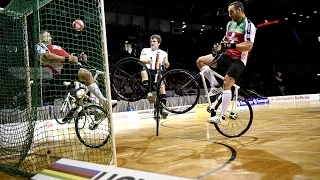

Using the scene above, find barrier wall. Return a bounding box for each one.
[1,93,319,141]
[111,93,320,125]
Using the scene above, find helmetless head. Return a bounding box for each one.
[39,30,52,44]
[150,34,161,51]
[228,1,245,22]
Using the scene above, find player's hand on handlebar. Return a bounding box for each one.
[79,52,87,61]
[69,55,79,64]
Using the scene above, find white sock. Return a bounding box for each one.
[200,66,219,87]
[87,83,106,103]
[220,90,232,117]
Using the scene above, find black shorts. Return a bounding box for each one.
[216,54,245,81]
[142,69,164,85]
[149,69,158,84]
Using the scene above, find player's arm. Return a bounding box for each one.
[42,52,65,63]
[164,56,169,68]
[36,43,64,63]
[36,43,78,63]
[43,52,78,64]
[213,36,227,53]
[235,22,257,52]
[234,40,254,52]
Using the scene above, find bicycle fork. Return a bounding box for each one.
[200,70,215,110]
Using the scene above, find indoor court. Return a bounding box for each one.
[114,97,320,180]
[1,0,319,179]
[2,95,319,180]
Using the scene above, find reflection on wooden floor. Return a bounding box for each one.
[115,101,320,180]
[1,100,320,180]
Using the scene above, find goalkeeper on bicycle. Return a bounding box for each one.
[36,30,117,109]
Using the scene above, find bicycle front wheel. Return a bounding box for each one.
[110,57,151,102]
[213,96,253,137]
[75,105,110,148]
[157,69,200,114]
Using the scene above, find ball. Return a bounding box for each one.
[72,19,84,31]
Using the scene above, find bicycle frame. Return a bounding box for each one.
[59,92,75,113]
[181,50,241,116]
[58,66,106,123]
[153,57,167,136]
[199,69,240,116]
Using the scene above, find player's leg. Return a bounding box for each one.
[159,81,168,119]
[196,54,222,96]
[144,70,155,103]
[208,59,245,125]
[78,68,117,108]
[141,69,149,88]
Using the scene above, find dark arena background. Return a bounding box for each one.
[0,0,319,180]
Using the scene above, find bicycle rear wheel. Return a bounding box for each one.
[75,105,109,148]
[157,69,200,114]
[110,57,151,102]
[213,95,253,137]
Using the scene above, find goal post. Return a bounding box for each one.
[0,0,116,176]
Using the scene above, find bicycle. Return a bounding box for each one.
[151,55,169,136]
[109,55,168,136]
[156,50,253,137]
[52,63,115,148]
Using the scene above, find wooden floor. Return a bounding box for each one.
[1,100,320,180]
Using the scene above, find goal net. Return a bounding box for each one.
[0,0,115,176]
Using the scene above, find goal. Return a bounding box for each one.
[0,0,116,176]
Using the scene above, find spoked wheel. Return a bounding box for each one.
[157,69,200,114]
[212,96,253,137]
[75,105,110,148]
[110,57,151,102]
[52,97,74,124]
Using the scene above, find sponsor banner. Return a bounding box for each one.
[237,97,270,106]
[112,111,140,132]
[112,111,140,124]
[32,158,193,180]
[268,94,320,103]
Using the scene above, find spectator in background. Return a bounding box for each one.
[275,71,286,95]
[127,101,134,111]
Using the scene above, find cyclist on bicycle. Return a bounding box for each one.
[36,30,117,109]
[196,1,256,125]
[140,34,170,118]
